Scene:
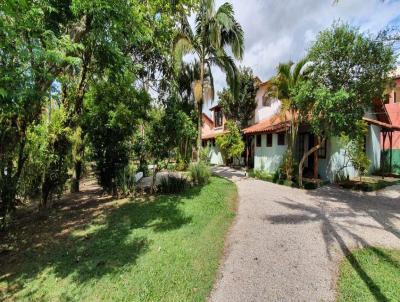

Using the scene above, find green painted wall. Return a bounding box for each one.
[382,149,400,174]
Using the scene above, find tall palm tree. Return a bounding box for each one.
[266,59,308,178]
[173,0,244,161]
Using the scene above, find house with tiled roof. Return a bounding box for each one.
[202,76,400,182]
[201,105,227,165]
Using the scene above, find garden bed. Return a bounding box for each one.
[339,176,400,192]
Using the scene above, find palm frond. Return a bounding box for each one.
[292,58,308,83]
[206,61,215,101]
[216,3,244,60]
[209,49,239,98]
[172,34,195,72]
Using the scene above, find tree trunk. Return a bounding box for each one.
[298,137,325,187]
[71,160,82,193]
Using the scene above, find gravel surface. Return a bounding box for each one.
[210,166,400,302]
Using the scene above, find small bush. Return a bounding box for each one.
[175,158,189,171]
[116,163,137,196]
[158,175,188,194]
[189,162,211,185]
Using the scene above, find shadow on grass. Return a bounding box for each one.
[0,184,204,300]
[265,185,400,302]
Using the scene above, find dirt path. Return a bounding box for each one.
[210,166,400,302]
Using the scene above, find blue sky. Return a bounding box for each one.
[202,0,400,106]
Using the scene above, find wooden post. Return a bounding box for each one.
[382,132,387,179]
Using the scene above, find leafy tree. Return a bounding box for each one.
[173,0,244,161]
[85,73,150,195]
[293,23,395,186]
[215,121,245,165]
[17,106,71,209]
[0,0,80,226]
[218,67,258,128]
[146,97,197,191]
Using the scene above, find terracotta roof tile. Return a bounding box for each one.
[243,112,293,135]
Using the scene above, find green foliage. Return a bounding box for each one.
[267,59,308,157]
[85,73,150,193]
[189,162,211,186]
[279,150,297,181]
[296,22,395,139]
[115,163,137,197]
[218,67,258,128]
[173,0,244,156]
[200,142,211,163]
[158,175,189,194]
[291,23,395,186]
[215,121,245,164]
[20,107,71,207]
[340,121,371,180]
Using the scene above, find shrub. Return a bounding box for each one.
[189,162,211,185]
[115,163,137,196]
[215,121,244,165]
[200,143,211,163]
[158,175,188,194]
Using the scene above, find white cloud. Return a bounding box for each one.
[206,0,400,95]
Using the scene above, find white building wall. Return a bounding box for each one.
[254,134,287,173]
[208,145,224,165]
[318,125,381,182]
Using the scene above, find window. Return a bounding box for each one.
[214,110,223,127]
[318,139,327,159]
[262,95,273,107]
[277,133,285,145]
[266,133,273,147]
[256,135,262,147]
[384,94,390,104]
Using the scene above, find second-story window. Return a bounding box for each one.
[262,95,273,107]
[214,110,223,127]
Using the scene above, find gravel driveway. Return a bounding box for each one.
[210,166,400,302]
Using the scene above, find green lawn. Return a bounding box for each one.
[0,177,236,302]
[337,247,400,302]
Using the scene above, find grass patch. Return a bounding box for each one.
[337,247,400,302]
[0,177,236,302]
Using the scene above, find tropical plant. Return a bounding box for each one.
[158,175,188,194]
[218,66,259,128]
[173,0,244,161]
[266,59,308,180]
[189,162,211,185]
[340,121,371,182]
[215,121,245,165]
